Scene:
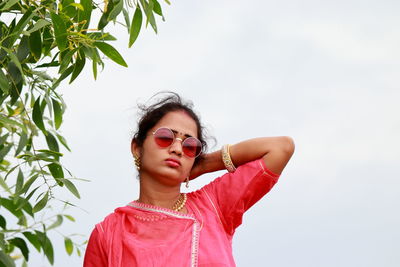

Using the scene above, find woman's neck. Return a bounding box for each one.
[138,177,182,210]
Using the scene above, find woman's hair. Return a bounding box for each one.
[132,92,208,166]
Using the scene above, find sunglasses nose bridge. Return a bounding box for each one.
[168,136,184,155]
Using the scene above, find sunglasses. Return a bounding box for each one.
[152,127,202,158]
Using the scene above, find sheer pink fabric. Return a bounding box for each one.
[84,159,279,267]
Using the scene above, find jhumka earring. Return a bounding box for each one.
[185,176,190,188]
[134,155,141,171]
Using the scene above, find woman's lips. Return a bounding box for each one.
[165,158,181,167]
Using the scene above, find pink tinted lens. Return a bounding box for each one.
[182,137,202,158]
[154,128,174,147]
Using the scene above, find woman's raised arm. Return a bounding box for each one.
[190,136,295,179]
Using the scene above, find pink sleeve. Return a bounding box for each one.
[83,226,108,267]
[203,159,280,235]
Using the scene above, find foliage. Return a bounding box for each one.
[0,0,168,265]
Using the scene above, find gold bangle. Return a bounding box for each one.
[222,144,236,173]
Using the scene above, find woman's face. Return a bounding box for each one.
[132,111,198,187]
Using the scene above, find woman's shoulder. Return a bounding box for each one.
[95,204,136,232]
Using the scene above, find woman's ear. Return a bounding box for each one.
[131,140,141,157]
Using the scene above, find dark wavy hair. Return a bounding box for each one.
[132,92,208,166]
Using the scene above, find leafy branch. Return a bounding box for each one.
[0,0,170,266]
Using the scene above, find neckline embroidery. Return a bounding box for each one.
[128,196,196,220]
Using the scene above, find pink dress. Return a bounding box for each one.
[83,159,279,267]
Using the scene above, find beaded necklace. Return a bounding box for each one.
[172,193,187,212]
[135,193,187,213]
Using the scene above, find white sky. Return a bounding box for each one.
[28,0,400,266]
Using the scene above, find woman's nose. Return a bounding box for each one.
[169,137,183,156]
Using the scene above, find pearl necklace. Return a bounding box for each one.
[172,193,187,212]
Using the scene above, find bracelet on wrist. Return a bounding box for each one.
[221,144,236,173]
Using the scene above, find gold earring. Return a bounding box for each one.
[134,155,141,171]
[185,176,189,188]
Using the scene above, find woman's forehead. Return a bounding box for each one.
[154,111,198,137]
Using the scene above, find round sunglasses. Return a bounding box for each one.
[152,127,202,158]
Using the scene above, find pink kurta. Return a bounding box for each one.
[84,159,279,267]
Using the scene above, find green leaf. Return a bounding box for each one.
[108,0,124,21]
[152,0,164,17]
[35,231,54,265]
[0,144,12,162]
[0,197,23,218]
[15,168,24,194]
[9,8,34,47]
[78,0,93,31]
[53,65,74,89]
[50,12,68,51]
[98,12,109,30]
[59,48,77,74]
[7,61,22,89]
[32,97,46,134]
[45,132,59,153]
[70,52,86,83]
[16,35,30,61]
[15,189,36,216]
[47,215,63,230]
[20,174,39,195]
[64,0,79,17]
[0,250,15,267]
[88,32,117,41]
[0,177,12,194]
[70,3,84,11]
[33,191,49,213]
[42,25,53,57]
[59,178,80,198]
[0,69,10,94]
[35,61,60,68]
[52,99,62,129]
[21,199,34,217]
[0,114,23,131]
[0,133,10,145]
[9,237,29,261]
[0,214,6,229]
[63,214,75,222]
[142,0,157,33]
[56,133,71,151]
[15,132,28,156]
[27,19,50,34]
[92,55,98,80]
[48,163,64,178]
[22,232,41,252]
[94,42,128,67]
[98,1,115,30]
[129,7,143,48]
[123,8,130,32]
[3,47,24,77]
[64,237,73,255]
[0,0,19,11]
[29,28,42,60]
[17,214,27,227]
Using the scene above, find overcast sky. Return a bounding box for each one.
[27,0,400,266]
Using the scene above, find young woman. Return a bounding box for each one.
[83,93,295,266]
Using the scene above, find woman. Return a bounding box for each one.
[83,93,294,267]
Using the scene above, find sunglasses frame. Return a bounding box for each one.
[152,127,203,158]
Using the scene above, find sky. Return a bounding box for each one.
[27,0,400,266]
